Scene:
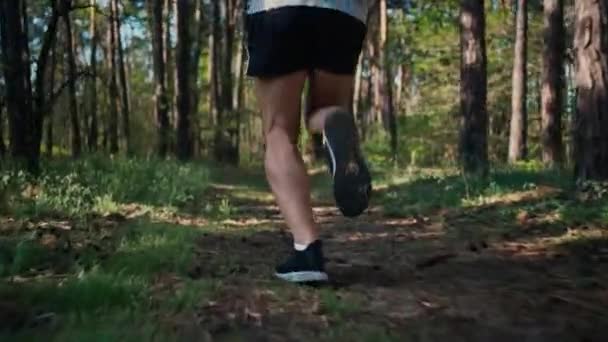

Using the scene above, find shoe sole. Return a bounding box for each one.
[323,110,372,217]
[275,271,329,283]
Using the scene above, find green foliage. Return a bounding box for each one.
[1,156,210,217]
[104,222,199,277]
[379,166,570,216]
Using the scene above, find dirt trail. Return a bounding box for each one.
[185,183,608,341]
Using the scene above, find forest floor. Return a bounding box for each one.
[1,159,607,341]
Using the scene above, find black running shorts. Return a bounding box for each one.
[245,6,367,78]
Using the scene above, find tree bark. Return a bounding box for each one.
[353,54,363,118]
[370,12,382,124]
[191,0,206,156]
[573,0,608,181]
[223,0,235,111]
[0,0,37,170]
[148,0,170,157]
[108,0,120,154]
[541,0,564,166]
[233,9,245,112]
[114,0,131,154]
[46,45,57,157]
[88,0,98,151]
[175,0,193,160]
[34,0,60,163]
[212,0,224,160]
[508,0,528,163]
[379,0,397,160]
[459,0,488,176]
[62,0,82,158]
[167,0,177,136]
[0,90,5,158]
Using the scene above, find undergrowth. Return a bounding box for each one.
[0,156,211,217]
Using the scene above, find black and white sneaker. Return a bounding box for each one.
[323,109,372,217]
[275,240,329,283]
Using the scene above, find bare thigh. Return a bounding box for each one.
[254,71,308,143]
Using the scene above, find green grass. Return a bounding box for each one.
[377,165,572,217]
[1,156,211,218]
[103,222,200,277]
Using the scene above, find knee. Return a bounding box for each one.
[264,119,299,152]
[264,126,298,175]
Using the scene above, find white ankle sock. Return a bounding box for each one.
[294,242,309,251]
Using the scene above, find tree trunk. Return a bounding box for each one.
[379,0,397,160]
[113,0,131,154]
[62,0,82,158]
[34,0,59,163]
[0,93,5,158]
[459,0,489,176]
[88,0,98,152]
[175,0,193,160]
[212,0,226,162]
[233,15,245,112]
[148,0,170,157]
[353,54,363,117]
[108,0,120,154]
[370,13,382,124]
[191,0,206,157]
[508,0,528,163]
[395,64,403,112]
[223,0,235,112]
[0,78,5,157]
[102,17,111,151]
[0,0,37,170]
[167,0,176,137]
[222,0,238,164]
[46,45,57,157]
[541,0,564,166]
[573,0,608,181]
[234,1,246,158]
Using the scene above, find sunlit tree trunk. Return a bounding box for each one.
[353,54,363,117]
[573,0,608,181]
[234,2,247,158]
[459,0,488,176]
[508,0,528,163]
[168,0,177,138]
[541,0,564,166]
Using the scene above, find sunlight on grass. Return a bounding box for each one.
[5,271,149,314]
[1,156,211,218]
[104,221,201,277]
[378,166,571,217]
